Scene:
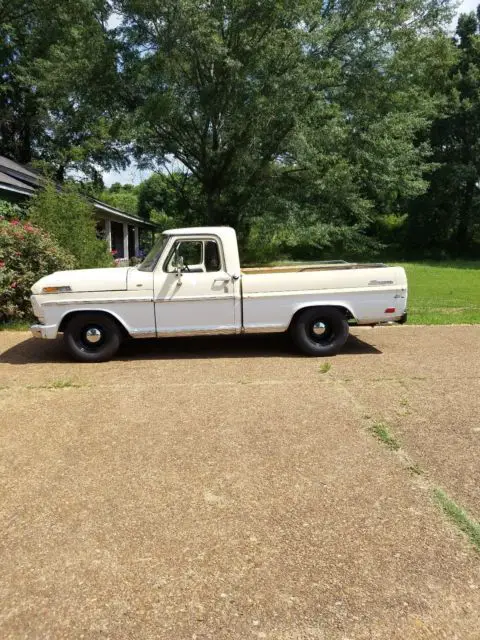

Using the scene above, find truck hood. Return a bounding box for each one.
[31,267,131,294]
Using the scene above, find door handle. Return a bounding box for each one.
[214,277,231,283]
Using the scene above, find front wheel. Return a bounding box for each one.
[63,312,122,362]
[290,307,350,357]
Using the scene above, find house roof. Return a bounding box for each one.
[91,198,156,227]
[0,170,36,196]
[0,155,155,228]
[0,155,40,190]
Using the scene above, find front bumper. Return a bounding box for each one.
[30,324,58,340]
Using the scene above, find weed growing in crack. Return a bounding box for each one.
[368,422,400,451]
[434,489,480,552]
[27,379,83,390]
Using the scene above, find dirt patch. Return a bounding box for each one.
[332,325,480,517]
[1,328,480,639]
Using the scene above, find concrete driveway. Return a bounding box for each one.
[1,326,479,639]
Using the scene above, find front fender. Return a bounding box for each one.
[56,307,132,335]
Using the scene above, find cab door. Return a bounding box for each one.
[153,236,239,336]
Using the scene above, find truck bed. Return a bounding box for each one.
[242,262,387,275]
[240,263,407,331]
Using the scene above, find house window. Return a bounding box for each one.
[128,225,136,258]
[111,221,124,258]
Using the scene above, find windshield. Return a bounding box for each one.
[137,234,169,272]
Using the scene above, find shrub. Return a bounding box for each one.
[0,201,28,221]
[28,181,113,268]
[0,218,75,322]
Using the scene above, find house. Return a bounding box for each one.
[0,155,156,262]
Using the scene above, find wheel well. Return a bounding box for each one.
[58,310,130,338]
[288,305,355,330]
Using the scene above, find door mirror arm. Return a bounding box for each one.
[174,254,184,286]
[176,265,183,286]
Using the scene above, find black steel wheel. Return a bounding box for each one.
[290,307,349,357]
[63,312,122,362]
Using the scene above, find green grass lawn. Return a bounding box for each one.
[398,262,480,325]
[0,320,31,331]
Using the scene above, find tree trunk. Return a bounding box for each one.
[205,188,216,225]
[19,121,32,164]
[55,165,66,183]
[456,177,475,253]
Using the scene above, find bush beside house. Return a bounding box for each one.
[0,183,115,324]
[29,182,113,269]
[0,202,28,222]
[0,218,76,322]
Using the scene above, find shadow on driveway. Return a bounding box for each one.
[0,332,382,364]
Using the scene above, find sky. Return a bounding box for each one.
[458,0,478,15]
[103,164,151,187]
[102,0,480,187]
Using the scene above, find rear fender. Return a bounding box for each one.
[289,301,356,329]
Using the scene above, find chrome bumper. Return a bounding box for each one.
[30,324,58,340]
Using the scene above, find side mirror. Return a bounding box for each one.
[174,255,184,285]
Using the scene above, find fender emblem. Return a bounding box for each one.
[368,280,394,286]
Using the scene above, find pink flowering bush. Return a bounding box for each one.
[0,218,75,322]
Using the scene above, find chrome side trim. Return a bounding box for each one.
[242,286,400,298]
[357,316,405,325]
[155,295,235,303]
[42,296,153,307]
[43,295,234,306]
[129,329,157,338]
[155,326,236,337]
[242,324,286,334]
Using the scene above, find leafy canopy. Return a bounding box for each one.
[407,5,480,257]
[113,0,455,255]
[98,183,140,215]
[0,0,125,180]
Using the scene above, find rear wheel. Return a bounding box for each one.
[63,312,122,362]
[290,307,349,357]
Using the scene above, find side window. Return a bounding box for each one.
[205,240,221,272]
[166,241,203,272]
[164,238,222,273]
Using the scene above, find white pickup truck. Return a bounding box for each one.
[30,226,408,362]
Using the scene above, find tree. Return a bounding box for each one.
[114,0,455,255]
[28,181,113,268]
[137,172,202,226]
[242,29,454,261]
[0,0,126,180]
[407,7,480,257]
[99,183,140,215]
